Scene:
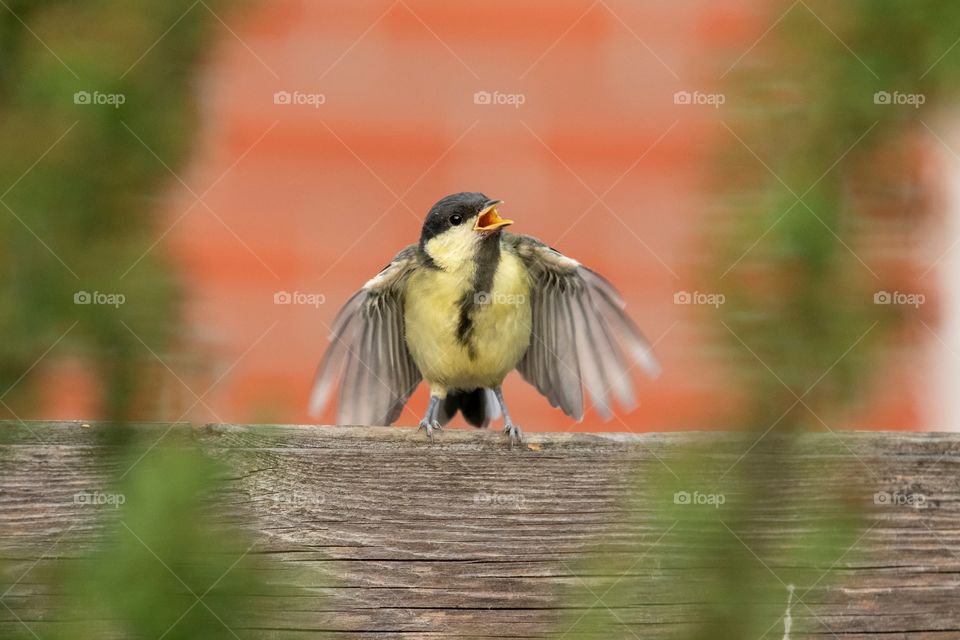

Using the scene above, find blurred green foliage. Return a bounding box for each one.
[53,446,296,640]
[0,0,222,419]
[716,0,960,426]
[562,443,862,639]
[566,1,960,636]
[1,436,319,640]
[0,4,325,639]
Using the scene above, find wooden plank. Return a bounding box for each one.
[2,422,959,638]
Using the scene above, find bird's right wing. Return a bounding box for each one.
[506,234,660,421]
[309,245,422,425]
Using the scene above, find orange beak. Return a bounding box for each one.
[474,200,513,233]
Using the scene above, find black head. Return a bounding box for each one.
[418,192,510,249]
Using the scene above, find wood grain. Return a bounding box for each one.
[2,422,959,638]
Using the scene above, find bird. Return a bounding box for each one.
[309,192,660,442]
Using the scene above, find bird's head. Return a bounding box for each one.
[419,192,513,270]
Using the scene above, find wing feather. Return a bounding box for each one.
[309,246,422,425]
[585,288,636,410]
[338,318,370,424]
[571,288,611,417]
[507,234,658,421]
[549,284,583,416]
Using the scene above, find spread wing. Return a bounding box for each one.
[309,245,422,425]
[506,234,660,421]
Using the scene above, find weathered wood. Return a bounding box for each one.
[2,422,960,638]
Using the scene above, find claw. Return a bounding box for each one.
[502,421,523,446]
[418,420,442,440]
[418,396,442,441]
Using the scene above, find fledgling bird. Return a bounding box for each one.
[309,192,659,442]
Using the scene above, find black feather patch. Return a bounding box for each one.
[455,235,502,359]
[439,389,489,428]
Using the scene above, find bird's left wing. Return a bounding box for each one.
[309,245,422,425]
[505,234,660,421]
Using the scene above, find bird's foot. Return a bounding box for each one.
[418,419,442,440]
[502,421,523,445]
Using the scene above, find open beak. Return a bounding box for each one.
[474,200,513,233]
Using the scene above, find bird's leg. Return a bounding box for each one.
[417,395,442,439]
[494,386,522,444]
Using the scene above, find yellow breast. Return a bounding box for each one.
[405,250,531,391]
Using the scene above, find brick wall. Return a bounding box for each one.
[46,0,922,432]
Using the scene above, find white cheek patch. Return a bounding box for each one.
[424,224,480,272]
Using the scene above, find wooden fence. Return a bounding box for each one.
[2,422,959,638]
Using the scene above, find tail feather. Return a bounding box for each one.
[436,388,498,428]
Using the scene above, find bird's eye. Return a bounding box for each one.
[449,214,463,226]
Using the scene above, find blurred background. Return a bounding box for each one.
[3,0,957,433]
[4,0,955,434]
